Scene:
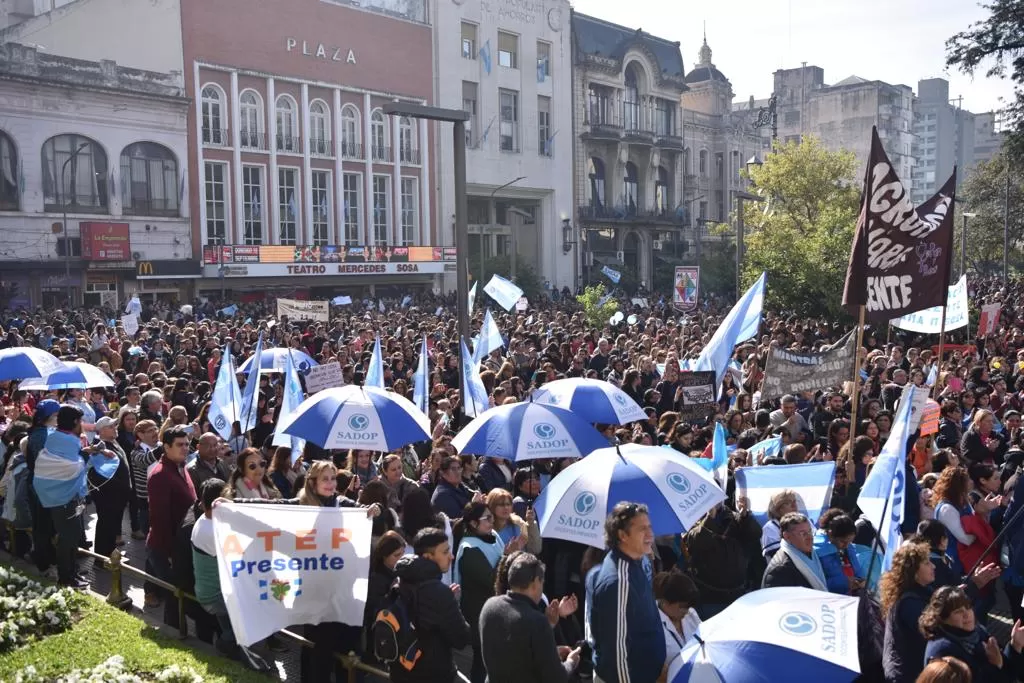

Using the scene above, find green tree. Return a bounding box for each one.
[740,137,860,317]
[959,153,1024,276]
[576,284,619,328]
[946,0,1024,158]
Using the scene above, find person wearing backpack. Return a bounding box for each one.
[382,527,471,683]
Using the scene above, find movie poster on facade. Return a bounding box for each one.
[674,267,699,311]
[761,331,858,401]
[842,127,956,320]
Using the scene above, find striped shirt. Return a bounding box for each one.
[130,442,159,501]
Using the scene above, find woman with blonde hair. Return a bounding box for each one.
[960,409,1008,466]
[881,543,935,683]
[486,488,539,554]
[158,405,191,440]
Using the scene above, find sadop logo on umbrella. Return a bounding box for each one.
[574,491,597,515]
[613,393,628,406]
[349,414,370,430]
[666,472,692,495]
[527,422,571,455]
[534,423,556,439]
[332,412,377,443]
[780,612,817,636]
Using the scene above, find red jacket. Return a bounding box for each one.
[958,514,998,574]
[146,456,197,556]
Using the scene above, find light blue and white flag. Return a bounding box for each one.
[239,332,264,433]
[926,365,938,387]
[597,293,613,308]
[601,265,621,284]
[693,422,730,489]
[468,282,478,312]
[461,337,490,418]
[734,461,837,526]
[125,295,142,315]
[401,295,413,308]
[484,274,524,312]
[34,430,88,508]
[220,304,239,316]
[412,335,430,415]
[209,343,242,441]
[747,435,783,464]
[364,336,385,389]
[272,349,307,462]
[473,309,504,364]
[857,384,916,572]
[479,39,492,74]
[694,272,766,387]
[332,295,352,306]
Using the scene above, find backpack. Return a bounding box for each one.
[372,580,422,671]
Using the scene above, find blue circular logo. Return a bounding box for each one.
[348,414,370,431]
[574,491,597,516]
[613,393,627,406]
[779,612,817,636]
[214,415,227,430]
[534,423,556,439]
[298,360,311,374]
[666,472,691,495]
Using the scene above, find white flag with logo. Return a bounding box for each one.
[213,503,372,646]
[484,274,524,312]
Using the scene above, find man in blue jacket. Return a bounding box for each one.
[587,502,664,683]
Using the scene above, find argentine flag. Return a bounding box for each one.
[473,309,504,364]
[734,461,837,526]
[693,422,730,489]
[460,337,490,417]
[272,349,307,462]
[694,272,766,387]
[747,435,783,465]
[34,430,88,508]
[364,336,385,389]
[209,343,242,441]
[239,332,264,433]
[412,335,430,415]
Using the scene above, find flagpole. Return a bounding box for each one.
[932,305,948,401]
[849,305,867,436]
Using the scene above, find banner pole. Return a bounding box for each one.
[849,305,867,435]
[933,305,948,401]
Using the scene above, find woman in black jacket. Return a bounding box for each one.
[364,529,407,669]
[880,543,935,683]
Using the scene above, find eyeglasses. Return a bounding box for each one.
[479,515,493,522]
[247,463,265,471]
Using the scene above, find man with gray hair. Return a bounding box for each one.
[479,553,580,683]
[768,394,809,443]
[762,512,828,591]
[139,389,165,423]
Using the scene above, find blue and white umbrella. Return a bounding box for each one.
[237,347,319,375]
[0,347,67,382]
[669,587,860,683]
[277,385,429,451]
[18,361,115,390]
[533,444,724,548]
[532,378,646,425]
[450,402,607,462]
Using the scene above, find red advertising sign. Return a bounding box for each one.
[80,222,131,261]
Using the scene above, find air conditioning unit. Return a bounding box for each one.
[653,240,663,251]
[616,250,624,263]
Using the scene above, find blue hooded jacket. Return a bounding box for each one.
[813,530,866,595]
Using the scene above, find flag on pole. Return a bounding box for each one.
[125,295,142,315]
[479,39,492,74]
[601,265,621,284]
[468,282,478,312]
[460,337,489,417]
[735,462,837,526]
[239,332,264,433]
[857,384,916,572]
[484,274,524,312]
[473,309,504,364]
[209,343,242,441]
[746,435,783,465]
[413,335,430,415]
[272,349,307,462]
[692,423,730,489]
[364,336,385,389]
[694,272,766,387]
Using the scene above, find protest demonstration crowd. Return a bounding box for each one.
[3,132,1024,683]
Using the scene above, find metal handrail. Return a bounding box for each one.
[3,521,390,682]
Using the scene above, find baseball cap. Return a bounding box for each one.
[35,399,60,421]
[95,416,118,430]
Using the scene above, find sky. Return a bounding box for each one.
[574,0,1015,115]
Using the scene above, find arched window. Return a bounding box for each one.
[587,157,605,209]
[201,84,225,145]
[310,100,331,155]
[41,134,108,212]
[624,64,641,132]
[276,95,298,153]
[120,142,178,216]
[399,116,417,163]
[623,161,638,213]
[341,104,361,158]
[655,166,670,214]
[0,131,19,211]
[239,90,264,149]
[370,109,388,162]
[698,149,708,176]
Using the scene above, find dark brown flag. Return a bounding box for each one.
[843,127,956,320]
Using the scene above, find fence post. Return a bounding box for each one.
[6,521,15,555]
[346,654,357,683]
[176,589,188,639]
[105,550,133,610]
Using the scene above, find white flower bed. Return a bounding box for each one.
[0,565,78,651]
[14,656,205,683]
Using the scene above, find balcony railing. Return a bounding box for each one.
[240,130,268,151]
[398,147,421,165]
[310,138,333,156]
[202,127,229,146]
[122,197,180,217]
[276,135,301,154]
[44,194,109,214]
[371,144,392,163]
[585,93,679,141]
[340,141,363,160]
[577,203,686,224]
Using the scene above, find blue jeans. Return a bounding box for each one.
[145,548,170,598]
[135,499,150,536]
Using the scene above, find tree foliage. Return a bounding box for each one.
[946,0,1024,157]
[739,137,861,317]
[959,153,1024,276]
[576,284,619,329]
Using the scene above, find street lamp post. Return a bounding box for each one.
[60,142,91,307]
[733,190,764,299]
[484,176,526,288]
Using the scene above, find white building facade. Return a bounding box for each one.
[433,0,575,290]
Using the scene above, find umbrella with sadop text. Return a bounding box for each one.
[531,377,647,425]
[18,361,115,390]
[450,401,608,462]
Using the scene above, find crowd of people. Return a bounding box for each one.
[3,275,1024,682]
